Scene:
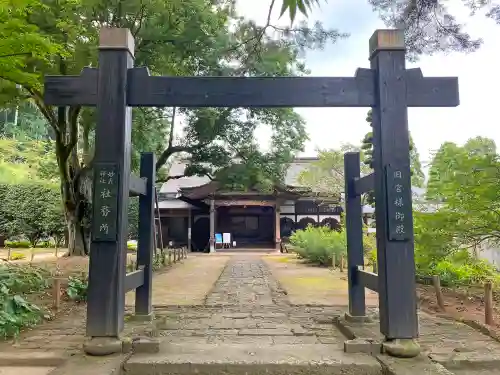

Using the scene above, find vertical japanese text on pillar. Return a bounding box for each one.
[386,165,411,241]
[92,163,120,242]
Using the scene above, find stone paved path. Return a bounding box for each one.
[204,256,286,306]
[4,253,500,375]
[125,253,500,375]
[126,255,381,374]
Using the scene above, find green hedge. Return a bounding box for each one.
[5,240,54,249]
[0,182,65,247]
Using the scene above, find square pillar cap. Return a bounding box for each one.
[99,28,135,57]
[369,29,405,59]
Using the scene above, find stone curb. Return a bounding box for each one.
[0,351,67,367]
[376,355,454,375]
[122,337,160,353]
[332,316,383,354]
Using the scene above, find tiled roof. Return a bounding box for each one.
[159,157,319,194]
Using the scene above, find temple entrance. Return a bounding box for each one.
[45,27,459,355]
[216,206,274,248]
[192,217,210,252]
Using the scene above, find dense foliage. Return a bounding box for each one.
[280,0,497,59]
[0,182,65,246]
[290,224,376,267]
[0,264,50,338]
[290,225,346,266]
[0,0,346,255]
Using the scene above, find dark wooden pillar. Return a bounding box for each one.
[86,28,134,340]
[209,199,215,252]
[275,205,281,250]
[135,152,156,317]
[370,30,418,340]
[187,208,192,251]
[344,152,366,318]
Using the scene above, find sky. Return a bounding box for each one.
[236,0,500,170]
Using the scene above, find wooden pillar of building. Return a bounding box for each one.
[275,205,281,251]
[187,208,192,251]
[209,199,215,252]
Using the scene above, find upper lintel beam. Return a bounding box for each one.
[43,67,459,108]
[126,67,376,108]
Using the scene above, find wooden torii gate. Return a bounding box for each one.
[44,28,459,356]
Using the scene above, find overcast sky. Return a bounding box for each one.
[237,0,500,170]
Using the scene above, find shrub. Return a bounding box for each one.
[66,276,88,302]
[0,183,64,247]
[0,264,50,338]
[127,240,137,251]
[290,225,346,266]
[5,240,31,248]
[5,240,55,249]
[418,257,500,287]
[128,198,139,240]
[10,252,26,260]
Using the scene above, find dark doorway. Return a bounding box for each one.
[192,217,209,252]
[217,206,274,247]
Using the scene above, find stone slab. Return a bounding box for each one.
[429,352,500,370]
[376,355,454,375]
[0,352,66,367]
[124,343,382,375]
[0,368,56,375]
[46,353,128,375]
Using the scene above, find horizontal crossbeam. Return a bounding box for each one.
[124,267,145,293]
[356,268,378,292]
[126,68,375,107]
[129,175,147,196]
[44,68,97,106]
[43,67,459,108]
[354,173,374,196]
[405,68,459,107]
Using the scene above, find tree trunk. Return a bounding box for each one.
[66,212,88,256]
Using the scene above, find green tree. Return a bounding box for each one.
[368,0,493,60]
[424,137,500,249]
[297,144,371,199]
[1,0,341,255]
[427,137,497,201]
[0,139,57,183]
[278,0,497,60]
[0,102,50,140]
[278,0,324,22]
[361,109,424,189]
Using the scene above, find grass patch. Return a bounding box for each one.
[280,275,347,290]
[265,255,296,263]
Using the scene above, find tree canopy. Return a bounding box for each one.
[361,109,425,187]
[279,0,497,59]
[0,0,342,254]
[420,136,500,253]
[297,144,371,199]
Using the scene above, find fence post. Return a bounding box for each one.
[135,152,156,318]
[485,281,494,326]
[432,275,445,311]
[344,152,366,318]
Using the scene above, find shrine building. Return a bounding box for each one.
[156,157,374,251]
